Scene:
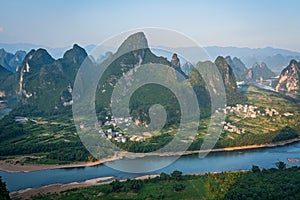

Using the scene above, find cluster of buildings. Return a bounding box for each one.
[101,127,146,143]
[222,121,245,134]
[79,115,147,143]
[264,108,279,117]
[101,116,146,143]
[225,104,259,118]
[222,104,294,135]
[103,128,127,143]
[103,116,132,127]
[225,104,282,118]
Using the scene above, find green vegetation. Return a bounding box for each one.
[111,85,300,152]
[0,114,91,164]
[0,177,10,200]
[0,65,12,83]
[215,86,300,148]
[0,65,18,96]
[95,47,185,125]
[28,163,300,200]
[113,132,174,153]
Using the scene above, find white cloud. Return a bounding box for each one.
[0,27,3,32]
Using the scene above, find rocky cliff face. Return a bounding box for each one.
[216,57,247,105]
[246,62,275,81]
[215,56,238,92]
[0,48,26,72]
[115,32,148,58]
[190,56,246,107]
[275,60,300,93]
[225,56,248,81]
[17,44,89,114]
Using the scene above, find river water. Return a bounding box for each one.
[1,141,300,192]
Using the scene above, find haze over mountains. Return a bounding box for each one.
[205,46,300,70]
[0,32,300,113]
[167,46,300,73]
[1,42,300,73]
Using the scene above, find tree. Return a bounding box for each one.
[252,165,261,173]
[276,161,286,170]
[129,180,144,191]
[0,177,10,200]
[173,183,186,192]
[160,172,170,181]
[87,155,97,162]
[110,179,122,192]
[171,170,183,181]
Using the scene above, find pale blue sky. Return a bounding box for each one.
[1,0,300,51]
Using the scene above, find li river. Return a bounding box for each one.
[1,141,300,192]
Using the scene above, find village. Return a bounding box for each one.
[13,103,295,143]
[221,104,294,134]
[100,116,146,143]
[100,103,295,142]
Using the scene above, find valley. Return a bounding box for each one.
[0,31,300,200]
[2,1,300,200]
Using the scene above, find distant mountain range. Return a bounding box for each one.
[1,43,300,73]
[0,32,243,120]
[1,34,300,118]
[0,43,70,59]
[0,43,113,60]
[210,46,300,73]
[173,46,300,73]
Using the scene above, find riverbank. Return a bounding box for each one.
[0,156,120,173]
[9,176,115,199]
[10,174,160,199]
[1,137,300,173]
